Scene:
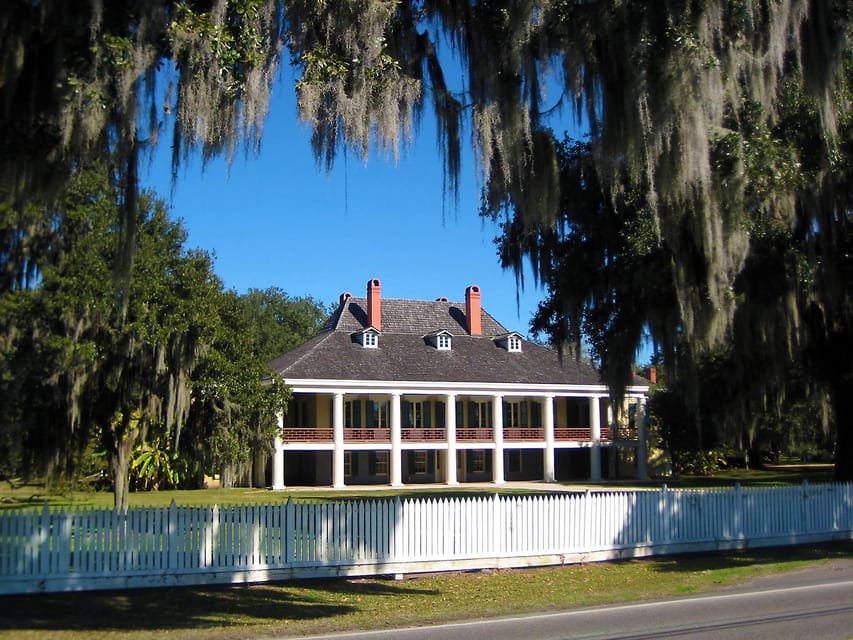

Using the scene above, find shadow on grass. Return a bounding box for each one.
[647,541,853,575]
[0,577,439,634]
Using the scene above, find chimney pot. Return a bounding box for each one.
[367,278,381,330]
[339,291,352,305]
[465,285,482,336]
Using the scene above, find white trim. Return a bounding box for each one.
[279,378,647,397]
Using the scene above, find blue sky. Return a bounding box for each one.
[141,75,547,338]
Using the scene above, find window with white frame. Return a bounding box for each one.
[414,451,428,473]
[375,451,389,475]
[367,400,389,428]
[362,331,378,348]
[505,400,523,428]
[406,400,429,427]
[437,333,451,350]
[472,450,486,473]
[508,335,522,352]
[471,400,492,428]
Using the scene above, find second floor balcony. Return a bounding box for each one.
[281,424,633,444]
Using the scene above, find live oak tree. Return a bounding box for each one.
[2,168,215,509]
[182,288,324,488]
[2,1,851,477]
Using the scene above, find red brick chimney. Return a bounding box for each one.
[649,366,657,384]
[367,278,381,330]
[465,285,481,336]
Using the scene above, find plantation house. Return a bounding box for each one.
[262,278,651,489]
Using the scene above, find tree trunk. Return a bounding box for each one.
[831,377,853,482]
[110,435,135,512]
[220,464,234,489]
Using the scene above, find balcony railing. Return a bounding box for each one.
[456,427,494,441]
[613,426,639,441]
[504,427,545,441]
[344,428,391,442]
[282,428,333,442]
[401,427,446,441]
[282,426,623,444]
[554,427,612,441]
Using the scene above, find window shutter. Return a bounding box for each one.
[468,401,477,427]
[352,400,362,428]
[424,401,431,428]
[369,453,376,475]
[427,450,435,471]
[401,400,411,428]
[435,400,445,428]
[366,401,375,428]
[531,401,541,428]
[456,400,464,427]
[485,450,493,473]
[521,401,528,428]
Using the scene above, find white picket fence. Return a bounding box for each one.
[1,482,851,594]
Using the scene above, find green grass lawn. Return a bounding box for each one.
[0,465,836,511]
[0,542,849,640]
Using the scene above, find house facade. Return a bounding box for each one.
[265,278,651,489]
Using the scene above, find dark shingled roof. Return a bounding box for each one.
[269,297,648,387]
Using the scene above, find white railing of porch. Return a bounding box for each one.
[0,481,850,594]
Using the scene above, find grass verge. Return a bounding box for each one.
[0,466,836,511]
[0,542,849,640]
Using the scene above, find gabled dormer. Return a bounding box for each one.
[353,327,380,349]
[495,331,523,353]
[424,329,453,351]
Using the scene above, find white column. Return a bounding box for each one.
[590,396,602,481]
[637,397,649,480]
[390,393,403,487]
[445,394,458,485]
[333,393,345,488]
[492,395,504,484]
[272,412,285,490]
[543,395,555,483]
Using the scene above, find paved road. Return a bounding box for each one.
[294,559,853,640]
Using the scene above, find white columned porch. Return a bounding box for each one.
[390,393,403,487]
[333,393,345,488]
[445,394,458,485]
[492,394,504,484]
[637,397,648,480]
[590,396,602,481]
[543,395,555,483]
[272,412,285,490]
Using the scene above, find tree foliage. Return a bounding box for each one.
[1,1,850,477]
[0,167,325,507]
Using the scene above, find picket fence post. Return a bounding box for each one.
[167,500,178,571]
[733,483,744,541]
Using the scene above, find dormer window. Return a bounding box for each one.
[354,328,380,348]
[425,330,452,351]
[495,332,523,352]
